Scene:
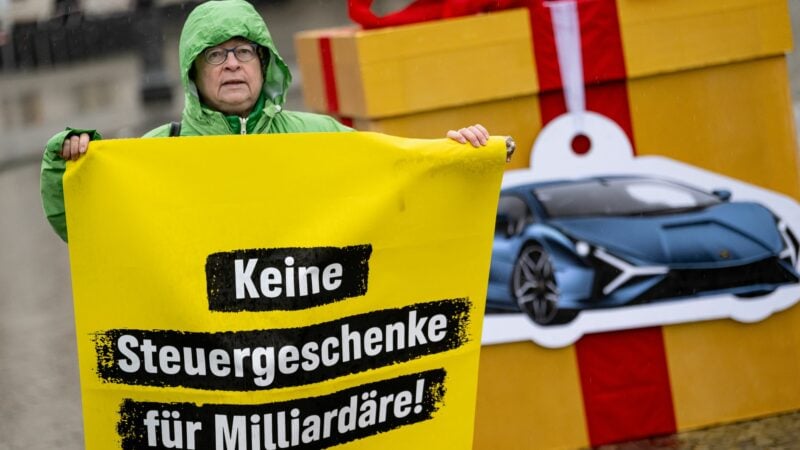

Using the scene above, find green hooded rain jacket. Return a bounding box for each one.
[40,0,350,242]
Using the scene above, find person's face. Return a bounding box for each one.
[194,38,264,116]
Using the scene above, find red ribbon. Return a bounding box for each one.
[348,0,529,29]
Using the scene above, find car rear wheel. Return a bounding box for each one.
[512,243,577,325]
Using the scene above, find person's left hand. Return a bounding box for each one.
[447,124,489,147]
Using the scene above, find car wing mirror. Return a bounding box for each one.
[712,189,732,202]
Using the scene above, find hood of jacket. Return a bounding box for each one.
[178,0,290,135]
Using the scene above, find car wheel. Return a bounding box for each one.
[512,243,577,325]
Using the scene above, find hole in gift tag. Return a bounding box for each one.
[529,112,635,181]
[571,133,591,155]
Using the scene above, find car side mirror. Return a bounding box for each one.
[712,189,732,202]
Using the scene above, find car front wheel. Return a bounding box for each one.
[512,243,577,325]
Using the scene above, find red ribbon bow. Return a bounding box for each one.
[348,0,530,29]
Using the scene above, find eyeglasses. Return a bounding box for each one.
[202,44,258,65]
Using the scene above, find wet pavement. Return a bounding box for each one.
[0,163,82,449]
[595,410,800,450]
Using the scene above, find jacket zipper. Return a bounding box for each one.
[239,116,248,135]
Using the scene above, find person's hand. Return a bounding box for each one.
[60,133,91,161]
[446,124,489,147]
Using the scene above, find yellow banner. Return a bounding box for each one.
[64,132,505,450]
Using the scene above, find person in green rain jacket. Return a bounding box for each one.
[40,0,490,242]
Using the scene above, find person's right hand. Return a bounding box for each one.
[60,133,91,161]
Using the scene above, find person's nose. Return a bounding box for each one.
[221,50,241,69]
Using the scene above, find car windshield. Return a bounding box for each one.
[533,178,722,218]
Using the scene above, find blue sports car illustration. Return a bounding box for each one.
[486,176,800,325]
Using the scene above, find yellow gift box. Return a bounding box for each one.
[296,1,800,448]
[295,0,795,180]
[294,8,537,119]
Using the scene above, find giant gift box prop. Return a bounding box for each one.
[296,0,800,448]
[64,133,506,449]
[294,8,539,154]
[295,0,795,177]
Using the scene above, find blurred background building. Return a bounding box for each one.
[1,0,181,162]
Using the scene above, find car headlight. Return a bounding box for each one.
[567,238,623,296]
[575,240,591,258]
